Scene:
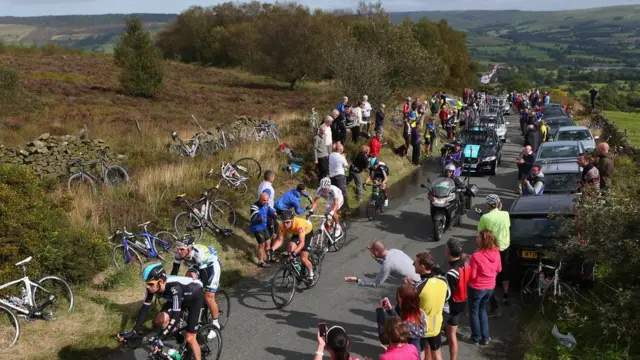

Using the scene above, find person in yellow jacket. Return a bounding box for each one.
[456,100,463,122]
[410,252,449,360]
[540,120,548,142]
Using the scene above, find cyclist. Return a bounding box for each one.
[117,263,205,360]
[172,241,222,332]
[309,177,345,237]
[366,158,389,207]
[270,210,315,280]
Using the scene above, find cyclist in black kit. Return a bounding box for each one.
[116,263,205,360]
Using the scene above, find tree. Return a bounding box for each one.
[114,16,164,97]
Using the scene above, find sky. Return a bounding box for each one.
[1,0,640,17]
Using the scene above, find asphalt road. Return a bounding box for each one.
[122,115,524,360]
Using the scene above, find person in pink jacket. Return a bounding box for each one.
[467,230,502,345]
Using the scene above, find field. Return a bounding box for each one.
[605,110,640,146]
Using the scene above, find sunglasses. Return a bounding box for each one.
[145,280,159,287]
[283,220,292,224]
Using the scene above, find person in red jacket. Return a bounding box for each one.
[439,106,449,129]
[467,230,501,346]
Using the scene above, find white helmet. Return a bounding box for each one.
[319,177,331,190]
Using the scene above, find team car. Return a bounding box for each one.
[457,125,503,175]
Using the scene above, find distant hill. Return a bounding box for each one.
[1,6,639,67]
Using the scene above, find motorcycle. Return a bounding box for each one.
[421,177,479,242]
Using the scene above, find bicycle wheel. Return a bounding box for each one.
[239,127,257,142]
[209,199,236,229]
[520,268,539,309]
[271,266,297,309]
[331,220,347,252]
[311,230,326,263]
[105,165,129,186]
[169,144,189,156]
[174,212,204,242]
[233,157,262,180]
[67,173,96,194]
[236,181,248,195]
[366,198,378,220]
[153,231,177,257]
[33,276,74,320]
[195,324,223,360]
[306,254,322,289]
[541,281,578,324]
[215,289,231,330]
[0,305,20,351]
[111,244,144,270]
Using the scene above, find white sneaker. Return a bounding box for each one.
[334,227,343,238]
[384,199,389,207]
[207,330,217,339]
[308,271,314,280]
[212,319,221,329]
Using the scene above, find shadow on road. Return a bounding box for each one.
[374,210,430,242]
[234,277,280,311]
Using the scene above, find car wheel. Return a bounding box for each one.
[490,161,497,176]
[498,155,502,166]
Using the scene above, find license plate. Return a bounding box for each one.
[470,164,477,168]
[522,250,537,259]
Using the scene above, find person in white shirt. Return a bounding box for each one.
[351,102,364,143]
[322,113,336,154]
[362,95,372,136]
[329,142,348,207]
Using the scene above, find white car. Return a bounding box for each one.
[478,112,509,142]
[553,126,598,151]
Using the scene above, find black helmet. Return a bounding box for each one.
[454,140,463,147]
[280,210,294,221]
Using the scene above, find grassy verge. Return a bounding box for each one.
[602,110,640,146]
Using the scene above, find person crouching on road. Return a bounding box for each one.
[522,163,545,196]
[344,241,419,288]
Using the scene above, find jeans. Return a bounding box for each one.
[468,287,493,342]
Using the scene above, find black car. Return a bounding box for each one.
[457,126,503,175]
[544,116,575,141]
[541,106,567,118]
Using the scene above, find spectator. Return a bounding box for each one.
[378,316,420,360]
[524,124,540,152]
[444,239,470,360]
[410,119,421,166]
[596,142,614,192]
[250,192,276,267]
[344,241,419,287]
[274,184,312,217]
[351,101,365,143]
[257,170,277,240]
[477,194,511,317]
[333,99,348,145]
[329,142,348,204]
[374,104,385,136]
[347,145,370,202]
[589,86,599,108]
[518,108,528,135]
[403,97,411,118]
[417,100,428,127]
[314,127,330,180]
[400,117,411,157]
[314,325,360,360]
[578,153,600,194]
[430,98,440,122]
[522,163,545,196]
[516,145,535,194]
[423,117,436,156]
[411,97,419,112]
[321,115,334,154]
[438,105,448,129]
[376,285,426,354]
[467,230,501,345]
[411,252,447,360]
[362,95,372,136]
[368,131,384,160]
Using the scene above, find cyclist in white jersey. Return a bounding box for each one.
[172,242,222,330]
[309,177,344,236]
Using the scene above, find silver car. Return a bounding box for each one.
[540,163,583,194]
[478,112,509,142]
[535,140,585,165]
[553,126,598,151]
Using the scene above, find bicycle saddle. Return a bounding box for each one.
[15,257,33,267]
[138,221,151,227]
[176,193,186,199]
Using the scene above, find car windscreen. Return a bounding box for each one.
[557,130,593,141]
[480,116,504,124]
[543,108,566,117]
[545,118,573,127]
[510,216,571,247]
[544,172,581,193]
[460,131,494,145]
[538,145,579,159]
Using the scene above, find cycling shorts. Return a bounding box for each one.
[160,292,205,334]
[290,233,311,253]
[188,262,221,293]
[325,197,344,213]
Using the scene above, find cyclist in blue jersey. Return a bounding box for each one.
[117,263,204,360]
[172,241,222,331]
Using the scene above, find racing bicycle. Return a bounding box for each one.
[169,131,212,157]
[208,162,250,195]
[67,148,129,193]
[0,256,74,351]
[270,251,322,309]
[307,213,347,253]
[174,187,236,242]
[366,182,387,220]
[110,221,178,270]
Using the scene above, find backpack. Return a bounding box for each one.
[447,262,471,303]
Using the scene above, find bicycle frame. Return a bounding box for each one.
[0,277,51,316]
[174,136,200,157]
[307,214,339,248]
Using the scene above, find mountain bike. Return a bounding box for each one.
[270,252,322,309]
[169,131,211,157]
[208,162,250,195]
[0,256,74,350]
[174,187,236,242]
[109,221,178,270]
[366,183,387,220]
[307,213,347,253]
[67,148,129,193]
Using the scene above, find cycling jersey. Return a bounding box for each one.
[371,163,389,180]
[316,185,344,211]
[134,276,204,337]
[171,245,221,293]
[279,217,313,237]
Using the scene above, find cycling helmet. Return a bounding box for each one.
[319,177,332,190]
[280,210,294,221]
[369,157,379,168]
[142,263,165,281]
[453,140,463,147]
[444,163,456,172]
[485,194,501,206]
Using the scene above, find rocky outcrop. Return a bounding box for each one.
[0,133,126,179]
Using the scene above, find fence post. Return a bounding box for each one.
[135,118,142,137]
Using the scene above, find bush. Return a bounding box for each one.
[0,66,43,115]
[114,16,164,97]
[0,165,110,284]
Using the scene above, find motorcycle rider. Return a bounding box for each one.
[441,140,465,175]
[522,163,545,195]
[442,163,469,211]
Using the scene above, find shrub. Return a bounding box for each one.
[114,16,164,97]
[0,165,110,284]
[0,66,43,115]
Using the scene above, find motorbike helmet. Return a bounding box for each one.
[444,163,456,173]
[280,210,294,221]
[319,177,332,190]
[453,140,463,147]
[485,194,501,206]
[142,263,166,281]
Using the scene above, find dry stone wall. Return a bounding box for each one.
[595,114,640,162]
[0,133,125,179]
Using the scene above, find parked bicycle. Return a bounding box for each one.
[174,187,236,242]
[208,162,250,195]
[109,221,178,270]
[0,256,74,351]
[306,213,347,253]
[169,131,212,157]
[366,182,387,220]
[270,251,322,309]
[239,122,281,143]
[67,148,129,193]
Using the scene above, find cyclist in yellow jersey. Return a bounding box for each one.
[270,210,314,279]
